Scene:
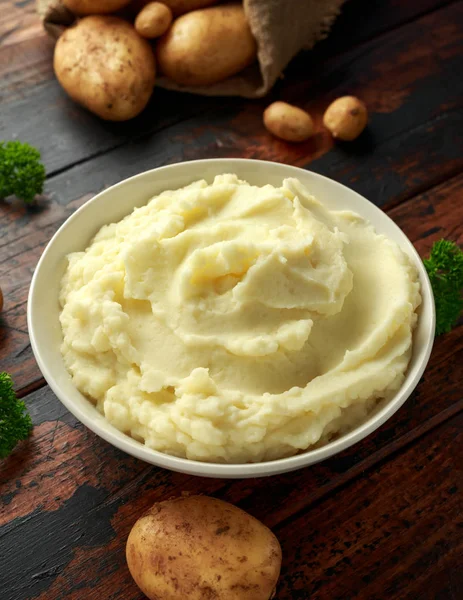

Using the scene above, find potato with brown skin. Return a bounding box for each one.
[63,0,132,15]
[135,2,173,39]
[54,16,156,121]
[0,286,3,312]
[323,96,368,141]
[264,101,314,142]
[156,3,257,87]
[126,495,282,600]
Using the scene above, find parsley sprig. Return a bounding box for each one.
[423,240,463,336]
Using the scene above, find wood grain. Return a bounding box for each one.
[1,2,462,599]
[1,370,460,599]
[0,0,53,103]
[312,0,458,57]
[275,413,463,600]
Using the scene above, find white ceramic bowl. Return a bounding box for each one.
[28,159,435,478]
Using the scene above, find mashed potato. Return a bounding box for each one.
[59,175,421,462]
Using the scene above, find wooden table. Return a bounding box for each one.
[1,1,462,598]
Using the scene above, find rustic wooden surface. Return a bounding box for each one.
[0,1,462,599]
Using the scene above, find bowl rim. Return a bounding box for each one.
[28,158,436,478]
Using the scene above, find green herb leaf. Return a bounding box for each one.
[0,372,33,459]
[0,141,46,204]
[423,240,463,336]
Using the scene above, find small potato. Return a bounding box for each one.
[135,2,173,39]
[323,96,368,141]
[126,495,282,600]
[162,0,219,16]
[62,0,132,15]
[156,3,257,87]
[264,101,314,142]
[54,16,156,121]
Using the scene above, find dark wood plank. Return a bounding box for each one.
[312,0,457,57]
[275,413,463,600]
[1,1,459,175]
[1,373,460,599]
[0,74,227,174]
[0,0,53,101]
[0,32,53,105]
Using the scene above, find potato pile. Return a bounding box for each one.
[54,0,257,121]
[126,495,282,600]
[54,0,369,141]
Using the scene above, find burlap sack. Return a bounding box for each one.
[37,0,345,98]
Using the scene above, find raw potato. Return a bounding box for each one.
[263,101,314,142]
[62,0,132,14]
[126,495,282,600]
[161,0,219,16]
[323,96,368,141]
[54,16,156,121]
[135,2,173,39]
[156,3,257,87]
[0,286,3,312]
